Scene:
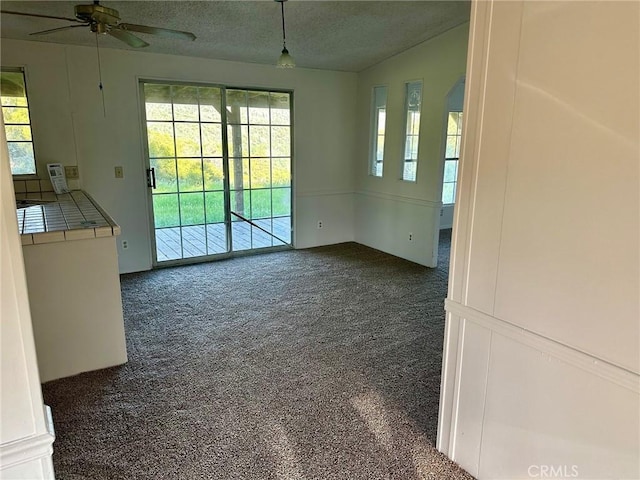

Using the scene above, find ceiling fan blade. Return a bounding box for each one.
[107,28,149,48]
[30,24,89,36]
[0,10,82,23]
[118,23,196,42]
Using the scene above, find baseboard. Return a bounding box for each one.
[0,405,55,472]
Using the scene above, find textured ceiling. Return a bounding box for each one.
[0,1,470,72]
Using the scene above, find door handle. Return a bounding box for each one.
[146,168,156,189]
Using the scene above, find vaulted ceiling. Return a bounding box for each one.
[0,1,470,72]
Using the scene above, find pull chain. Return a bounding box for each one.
[95,32,106,117]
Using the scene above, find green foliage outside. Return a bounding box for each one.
[145,98,292,230]
[1,70,36,175]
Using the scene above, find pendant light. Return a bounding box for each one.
[275,0,295,68]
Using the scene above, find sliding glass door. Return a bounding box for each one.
[141,82,292,265]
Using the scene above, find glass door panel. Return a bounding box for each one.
[143,82,292,265]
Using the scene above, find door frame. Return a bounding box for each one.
[138,78,295,268]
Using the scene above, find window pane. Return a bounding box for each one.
[230,190,248,218]
[377,109,386,135]
[153,194,180,228]
[7,142,35,175]
[2,69,36,175]
[147,122,175,158]
[174,123,201,157]
[376,138,385,161]
[199,87,222,122]
[447,112,460,135]
[179,193,205,225]
[144,84,172,120]
[403,161,416,182]
[443,160,457,183]
[226,90,248,124]
[227,125,248,157]
[229,157,250,190]
[270,92,290,125]
[201,123,222,157]
[5,125,31,141]
[442,182,455,204]
[0,71,27,105]
[272,187,291,217]
[177,158,203,192]
[249,125,270,157]
[151,158,177,193]
[250,158,271,189]
[402,81,422,181]
[172,85,199,121]
[271,126,290,157]
[205,191,225,223]
[2,106,29,124]
[446,136,458,159]
[249,91,270,125]
[250,189,271,219]
[370,86,387,177]
[203,158,224,191]
[272,158,290,187]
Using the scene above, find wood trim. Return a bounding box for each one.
[355,190,441,208]
[0,406,55,471]
[445,300,640,393]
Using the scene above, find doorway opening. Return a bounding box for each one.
[140,82,293,266]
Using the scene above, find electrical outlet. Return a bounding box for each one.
[114,166,124,179]
[121,240,128,250]
[408,232,413,242]
[64,165,79,179]
[317,221,323,229]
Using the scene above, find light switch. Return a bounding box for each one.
[115,166,124,179]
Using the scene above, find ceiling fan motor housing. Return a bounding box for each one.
[75,4,120,25]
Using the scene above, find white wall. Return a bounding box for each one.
[0,121,54,477]
[355,24,469,266]
[438,1,640,478]
[1,40,358,273]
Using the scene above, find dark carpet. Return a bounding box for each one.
[43,229,473,480]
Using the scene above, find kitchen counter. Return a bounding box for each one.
[16,190,121,245]
[19,189,127,382]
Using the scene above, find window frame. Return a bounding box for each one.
[1,66,38,178]
[400,80,423,182]
[368,85,388,178]
[442,111,463,205]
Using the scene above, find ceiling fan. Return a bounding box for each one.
[1,1,197,48]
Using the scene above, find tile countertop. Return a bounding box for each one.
[16,190,121,245]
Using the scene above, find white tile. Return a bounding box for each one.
[33,231,65,244]
[64,229,96,241]
[20,234,33,245]
[94,226,113,238]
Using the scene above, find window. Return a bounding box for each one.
[0,68,36,175]
[402,81,422,182]
[369,86,387,177]
[442,112,463,204]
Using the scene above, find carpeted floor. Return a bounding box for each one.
[43,229,473,480]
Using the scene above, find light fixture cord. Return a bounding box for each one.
[281,1,287,49]
[95,32,106,117]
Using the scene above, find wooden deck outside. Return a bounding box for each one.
[155,216,291,262]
